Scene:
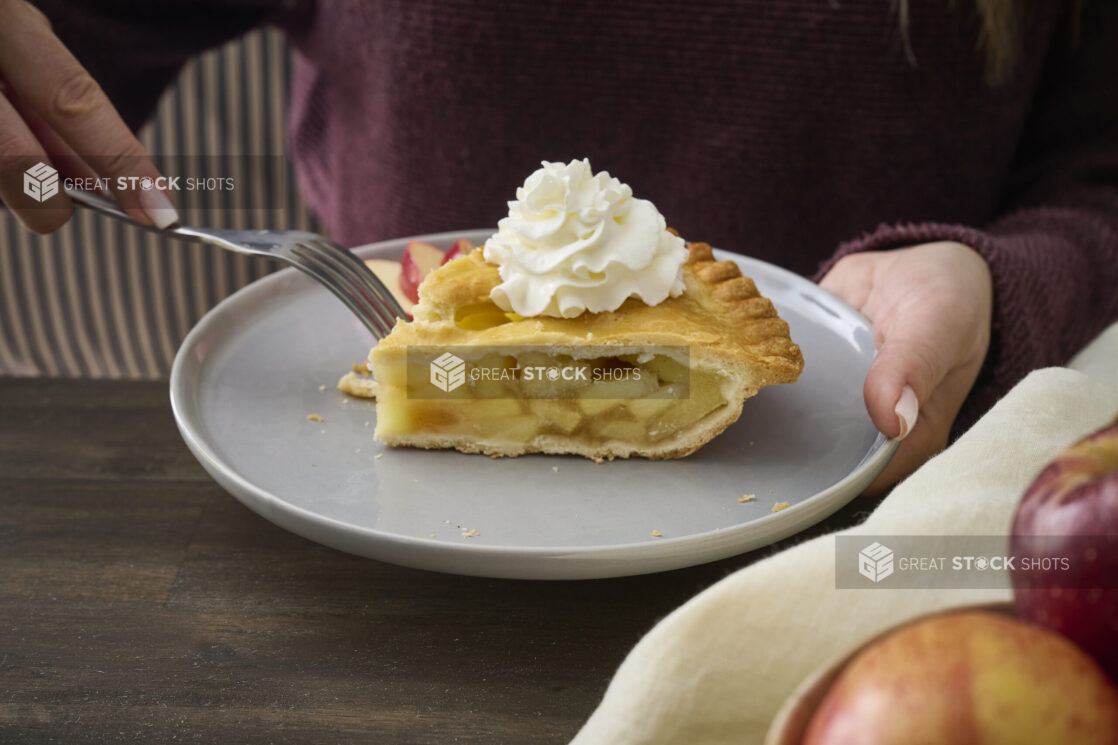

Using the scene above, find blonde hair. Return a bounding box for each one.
[897,0,1082,83]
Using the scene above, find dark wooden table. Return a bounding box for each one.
[0,378,878,744]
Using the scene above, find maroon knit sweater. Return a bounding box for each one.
[37,0,1118,431]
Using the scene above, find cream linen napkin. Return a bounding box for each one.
[572,321,1118,745]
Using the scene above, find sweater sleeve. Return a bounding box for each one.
[815,1,1118,433]
[31,0,300,130]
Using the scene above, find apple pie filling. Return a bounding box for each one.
[374,351,730,447]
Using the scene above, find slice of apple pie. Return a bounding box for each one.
[348,240,802,461]
[341,158,802,461]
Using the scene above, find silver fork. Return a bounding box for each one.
[65,187,407,339]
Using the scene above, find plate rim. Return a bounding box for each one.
[169,229,897,578]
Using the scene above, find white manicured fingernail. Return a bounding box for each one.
[138,188,179,229]
[894,385,918,440]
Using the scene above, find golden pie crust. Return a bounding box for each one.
[344,241,803,461]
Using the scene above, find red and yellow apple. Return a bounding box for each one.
[802,611,1118,745]
[399,240,446,302]
[364,237,474,318]
[1011,413,1118,679]
[442,237,473,265]
[363,258,415,316]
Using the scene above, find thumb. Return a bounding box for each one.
[861,331,962,496]
[863,334,945,441]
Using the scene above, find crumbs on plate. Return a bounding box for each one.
[771,502,789,512]
[651,529,663,538]
[738,494,755,503]
[306,413,323,422]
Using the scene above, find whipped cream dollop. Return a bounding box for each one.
[482,159,687,318]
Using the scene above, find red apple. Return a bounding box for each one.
[1011,413,1118,679]
[399,240,446,303]
[442,237,473,264]
[802,611,1118,745]
[363,259,414,317]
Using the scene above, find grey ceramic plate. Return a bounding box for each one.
[170,229,895,579]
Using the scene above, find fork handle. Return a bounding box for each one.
[65,186,175,235]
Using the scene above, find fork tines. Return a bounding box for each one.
[291,238,407,339]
